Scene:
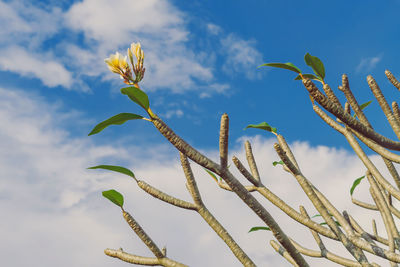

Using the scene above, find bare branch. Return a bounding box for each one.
[104,248,188,267]
[277,135,300,171]
[137,180,197,210]
[312,104,400,200]
[232,156,261,186]
[274,143,370,265]
[219,113,229,169]
[180,153,203,206]
[303,78,400,151]
[385,70,400,91]
[392,101,400,124]
[245,141,260,181]
[299,206,328,256]
[123,210,164,258]
[351,197,378,211]
[180,153,257,267]
[367,171,400,247]
[270,240,300,267]
[345,212,378,246]
[370,192,399,267]
[323,82,343,109]
[256,186,338,240]
[367,75,400,139]
[339,74,370,126]
[217,181,258,192]
[289,238,365,267]
[373,220,378,237]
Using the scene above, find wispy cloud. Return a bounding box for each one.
[0,46,73,88]
[0,0,63,48]
[220,33,264,80]
[206,23,222,35]
[356,54,383,73]
[163,108,184,119]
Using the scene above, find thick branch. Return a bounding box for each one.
[303,78,400,151]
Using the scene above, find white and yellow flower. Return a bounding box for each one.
[104,52,133,83]
[128,42,144,65]
[105,52,129,73]
[127,42,145,82]
[105,42,145,84]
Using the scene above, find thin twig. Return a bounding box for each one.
[232,156,261,186]
[274,143,370,265]
[270,240,299,267]
[367,75,400,139]
[219,113,229,169]
[385,70,400,91]
[137,180,197,210]
[104,248,188,267]
[180,153,257,266]
[245,141,260,181]
[123,210,164,258]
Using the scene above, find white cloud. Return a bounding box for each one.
[207,23,222,35]
[1,85,396,266]
[163,108,184,119]
[0,0,63,48]
[0,0,264,95]
[63,0,219,93]
[0,46,73,88]
[65,0,187,46]
[356,54,383,73]
[221,34,264,80]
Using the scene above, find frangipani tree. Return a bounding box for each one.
[88,42,400,266]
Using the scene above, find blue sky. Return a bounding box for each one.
[2,0,400,266]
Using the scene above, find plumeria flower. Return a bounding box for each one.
[128,42,144,64]
[105,52,133,84]
[127,42,145,83]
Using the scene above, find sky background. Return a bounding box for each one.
[2,0,400,266]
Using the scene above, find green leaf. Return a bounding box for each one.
[248,226,271,233]
[204,168,219,182]
[88,113,144,136]
[350,175,366,195]
[353,101,373,118]
[294,73,321,81]
[312,214,330,218]
[88,165,135,179]
[121,86,150,110]
[102,189,124,207]
[245,122,277,133]
[360,101,372,110]
[320,221,341,227]
[258,62,301,74]
[312,213,341,226]
[272,160,284,166]
[304,53,325,80]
